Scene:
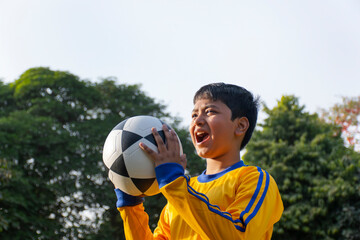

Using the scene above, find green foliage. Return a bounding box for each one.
[321,96,360,150]
[0,81,15,118]
[0,67,198,239]
[244,95,360,240]
[0,158,12,232]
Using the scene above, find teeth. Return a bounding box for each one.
[195,131,208,143]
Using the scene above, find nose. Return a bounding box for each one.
[193,113,205,126]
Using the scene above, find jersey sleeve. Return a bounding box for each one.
[155,162,284,240]
[115,163,178,240]
[118,204,154,239]
[118,203,172,239]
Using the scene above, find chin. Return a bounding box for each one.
[195,149,206,158]
[196,149,213,159]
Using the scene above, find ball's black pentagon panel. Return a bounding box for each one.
[110,154,129,177]
[113,118,128,130]
[160,120,172,130]
[132,178,156,193]
[121,130,142,152]
[104,163,109,173]
[144,130,166,147]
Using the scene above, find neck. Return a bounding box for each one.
[205,152,241,175]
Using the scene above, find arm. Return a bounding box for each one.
[115,189,153,239]
[115,189,170,239]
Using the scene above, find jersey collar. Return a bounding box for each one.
[197,160,246,183]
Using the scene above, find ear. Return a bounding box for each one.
[234,117,249,136]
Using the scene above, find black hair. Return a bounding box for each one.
[193,82,259,150]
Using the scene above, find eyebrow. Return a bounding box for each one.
[192,104,220,113]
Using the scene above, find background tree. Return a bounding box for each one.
[322,96,360,151]
[244,96,360,240]
[0,67,200,239]
[0,158,12,232]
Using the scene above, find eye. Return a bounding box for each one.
[206,109,216,115]
[191,113,198,119]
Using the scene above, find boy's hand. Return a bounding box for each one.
[139,124,187,170]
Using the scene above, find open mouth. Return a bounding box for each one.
[195,131,210,144]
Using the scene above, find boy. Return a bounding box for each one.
[115,83,283,239]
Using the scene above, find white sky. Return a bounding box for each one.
[1,0,359,126]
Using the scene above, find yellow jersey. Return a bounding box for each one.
[118,161,283,239]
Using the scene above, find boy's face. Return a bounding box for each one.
[190,98,239,160]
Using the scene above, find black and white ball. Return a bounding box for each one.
[102,115,183,197]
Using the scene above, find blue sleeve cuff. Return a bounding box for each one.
[114,189,144,208]
[155,162,185,188]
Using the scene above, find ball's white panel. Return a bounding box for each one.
[144,180,160,196]
[110,171,143,196]
[124,116,163,137]
[176,134,184,155]
[123,138,157,178]
[102,130,123,169]
[108,169,114,182]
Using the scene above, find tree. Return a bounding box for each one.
[0,67,199,239]
[243,96,360,240]
[322,96,360,151]
[0,68,92,238]
[0,158,12,232]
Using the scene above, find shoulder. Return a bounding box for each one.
[235,165,283,229]
[235,164,280,194]
[225,164,281,211]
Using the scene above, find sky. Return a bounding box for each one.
[1,0,359,126]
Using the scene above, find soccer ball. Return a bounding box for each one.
[102,115,183,197]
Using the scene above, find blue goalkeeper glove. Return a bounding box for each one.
[114,189,145,208]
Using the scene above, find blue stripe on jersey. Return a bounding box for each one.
[185,176,246,232]
[239,167,263,225]
[244,170,270,225]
